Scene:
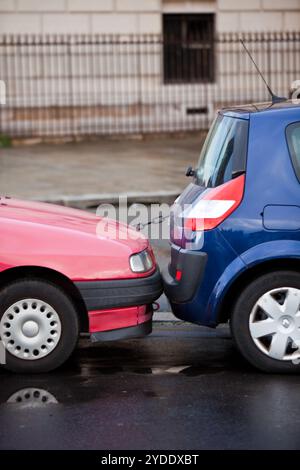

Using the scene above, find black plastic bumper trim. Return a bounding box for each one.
[91,320,152,342]
[162,246,207,303]
[75,268,163,311]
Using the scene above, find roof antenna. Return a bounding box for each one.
[240,39,287,104]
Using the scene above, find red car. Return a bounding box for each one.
[0,197,162,373]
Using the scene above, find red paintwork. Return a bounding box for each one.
[0,197,153,281]
[0,197,156,335]
[89,305,153,333]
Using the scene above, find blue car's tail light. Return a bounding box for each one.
[184,174,245,232]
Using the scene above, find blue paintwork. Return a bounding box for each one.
[169,101,300,327]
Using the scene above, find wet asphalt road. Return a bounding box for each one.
[1,323,300,450]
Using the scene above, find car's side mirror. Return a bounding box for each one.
[186,166,196,177]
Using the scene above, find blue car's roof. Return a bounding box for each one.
[220,99,300,120]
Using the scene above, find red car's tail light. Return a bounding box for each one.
[184,175,245,232]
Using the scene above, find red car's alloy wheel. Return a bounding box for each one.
[0,279,79,373]
[0,299,62,361]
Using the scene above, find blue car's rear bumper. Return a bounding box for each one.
[162,229,242,327]
[162,246,207,303]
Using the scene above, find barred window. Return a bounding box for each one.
[163,13,215,84]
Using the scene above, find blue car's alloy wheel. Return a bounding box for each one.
[249,287,300,362]
[231,271,300,373]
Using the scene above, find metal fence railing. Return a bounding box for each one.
[0,31,299,138]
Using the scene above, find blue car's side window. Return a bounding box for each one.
[286,122,300,182]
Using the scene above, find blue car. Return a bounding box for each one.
[163,100,300,373]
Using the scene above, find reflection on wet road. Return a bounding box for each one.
[1,323,300,450]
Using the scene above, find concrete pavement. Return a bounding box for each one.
[0,135,204,207]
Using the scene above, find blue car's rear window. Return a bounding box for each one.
[286,122,300,182]
[196,114,249,188]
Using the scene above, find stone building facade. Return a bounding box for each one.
[0,0,299,35]
[0,1,299,137]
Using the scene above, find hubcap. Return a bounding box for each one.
[22,320,39,338]
[0,299,62,361]
[249,287,300,361]
[7,388,58,405]
[282,318,290,328]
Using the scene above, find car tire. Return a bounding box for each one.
[231,271,300,374]
[0,279,79,373]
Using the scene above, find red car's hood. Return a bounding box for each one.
[1,197,147,246]
[0,198,151,281]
